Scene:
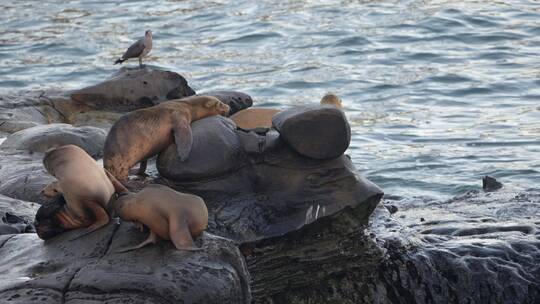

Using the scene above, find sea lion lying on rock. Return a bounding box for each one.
[230,93,342,129]
[34,145,115,240]
[107,172,208,252]
[103,95,230,182]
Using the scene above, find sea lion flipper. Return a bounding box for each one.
[68,206,110,241]
[172,118,193,162]
[169,217,199,251]
[116,230,157,253]
[105,169,130,194]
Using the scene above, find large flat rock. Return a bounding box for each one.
[0,222,250,304]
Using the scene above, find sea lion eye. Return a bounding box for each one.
[205,99,219,108]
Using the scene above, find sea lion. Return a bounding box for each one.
[103,95,230,181]
[107,172,208,252]
[230,93,343,129]
[34,145,115,240]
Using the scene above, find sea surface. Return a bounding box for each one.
[1,0,539,200]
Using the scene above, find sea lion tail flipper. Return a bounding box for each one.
[172,118,193,162]
[68,207,110,241]
[105,169,130,194]
[116,231,158,253]
[169,217,198,251]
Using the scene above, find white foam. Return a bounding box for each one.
[0,137,6,145]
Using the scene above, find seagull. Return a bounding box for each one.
[114,30,153,68]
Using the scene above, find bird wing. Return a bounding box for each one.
[122,38,146,59]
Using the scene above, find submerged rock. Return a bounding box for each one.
[0,221,250,303]
[0,123,106,158]
[483,175,503,191]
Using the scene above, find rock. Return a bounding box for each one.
[0,151,55,203]
[198,91,254,116]
[70,67,196,112]
[157,115,383,243]
[0,194,38,235]
[0,91,66,134]
[483,175,503,191]
[385,203,398,214]
[157,117,245,182]
[0,221,251,303]
[0,123,106,158]
[272,105,351,160]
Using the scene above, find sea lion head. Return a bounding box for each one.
[203,97,230,116]
[320,93,342,109]
[145,29,152,38]
[34,195,68,240]
[181,96,230,118]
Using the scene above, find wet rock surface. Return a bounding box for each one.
[0,222,250,304]
[0,123,106,158]
[247,188,540,303]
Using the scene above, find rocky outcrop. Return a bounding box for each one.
[246,188,540,303]
[0,123,106,158]
[0,221,250,303]
[70,67,196,112]
[157,108,383,243]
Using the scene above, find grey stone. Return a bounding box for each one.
[0,123,106,158]
[0,222,250,303]
[0,151,54,203]
[272,105,351,160]
[70,66,196,112]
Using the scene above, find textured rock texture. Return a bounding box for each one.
[0,222,250,304]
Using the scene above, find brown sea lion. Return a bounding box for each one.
[230,93,343,129]
[103,95,230,181]
[107,172,208,252]
[34,145,115,240]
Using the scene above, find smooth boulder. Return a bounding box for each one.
[198,91,254,116]
[0,151,55,203]
[70,67,196,112]
[0,123,106,158]
[272,105,351,160]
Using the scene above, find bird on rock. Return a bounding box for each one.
[114,30,153,68]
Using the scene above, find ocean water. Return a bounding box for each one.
[0,0,538,199]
